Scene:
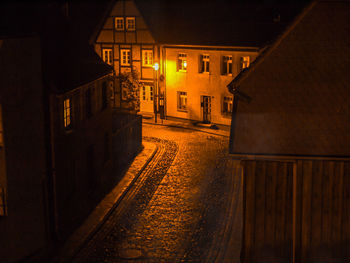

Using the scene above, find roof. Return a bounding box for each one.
[82,0,310,47]
[228,0,350,157]
[0,2,113,94]
[135,0,310,47]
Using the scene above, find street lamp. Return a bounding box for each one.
[153,63,159,123]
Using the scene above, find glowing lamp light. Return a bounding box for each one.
[184,61,187,68]
[153,63,159,71]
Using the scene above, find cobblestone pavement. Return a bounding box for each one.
[71,124,239,263]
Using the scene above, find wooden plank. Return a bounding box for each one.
[310,161,323,252]
[293,160,303,263]
[243,160,256,263]
[322,161,334,245]
[254,161,266,260]
[275,162,288,245]
[331,161,343,256]
[301,160,313,262]
[285,163,294,260]
[265,162,277,248]
[342,162,350,261]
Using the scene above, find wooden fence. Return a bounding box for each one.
[240,159,350,263]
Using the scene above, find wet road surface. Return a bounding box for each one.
[71,123,240,262]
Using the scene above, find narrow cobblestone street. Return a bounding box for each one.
[70,123,241,263]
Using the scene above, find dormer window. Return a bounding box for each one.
[115,17,124,31]
[126,17,135,31]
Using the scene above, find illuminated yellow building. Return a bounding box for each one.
[93,0,289,125]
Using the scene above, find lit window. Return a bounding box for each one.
[241,56,250,70]
[115,17,124,31]
[102,48,113,65]
[177,91,187,111]
[64,98,72,129]
[223,96,233,114]
[120,49,131,66]
[200,54,210,73]
[142,50,153,67]
[178,53,187,72]
[223,55,232,75]
[102,82,108,110]
[126,17,135,31]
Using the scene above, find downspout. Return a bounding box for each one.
[40,43,58,244]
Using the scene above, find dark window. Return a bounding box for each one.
[200,54,210,73]
[177,91,187,111]
[223,96,233,114]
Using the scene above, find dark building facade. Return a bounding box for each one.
[0,3,141,261]
[228,1,350,262]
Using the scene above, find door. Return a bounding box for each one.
[140,85,154,113]
[202,96,211,123]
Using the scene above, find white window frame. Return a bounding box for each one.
[200,54,210,73]
[223,55,233,75]
[222,96,233,115]
[64,98,72,129]
[142,85,153,101]
[102,48,113,65]
[120,49,131,66]
[115,17,124,31]
[142,50,153,67]
[126,17,136,31]
[241,56,250,70]
[177,91,187,111]
[178,53,187,72]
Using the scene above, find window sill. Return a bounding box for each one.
[222,112,232,117]
[177,109,188,112]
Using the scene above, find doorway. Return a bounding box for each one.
[140,85,154,113]
[202,96,211,123]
